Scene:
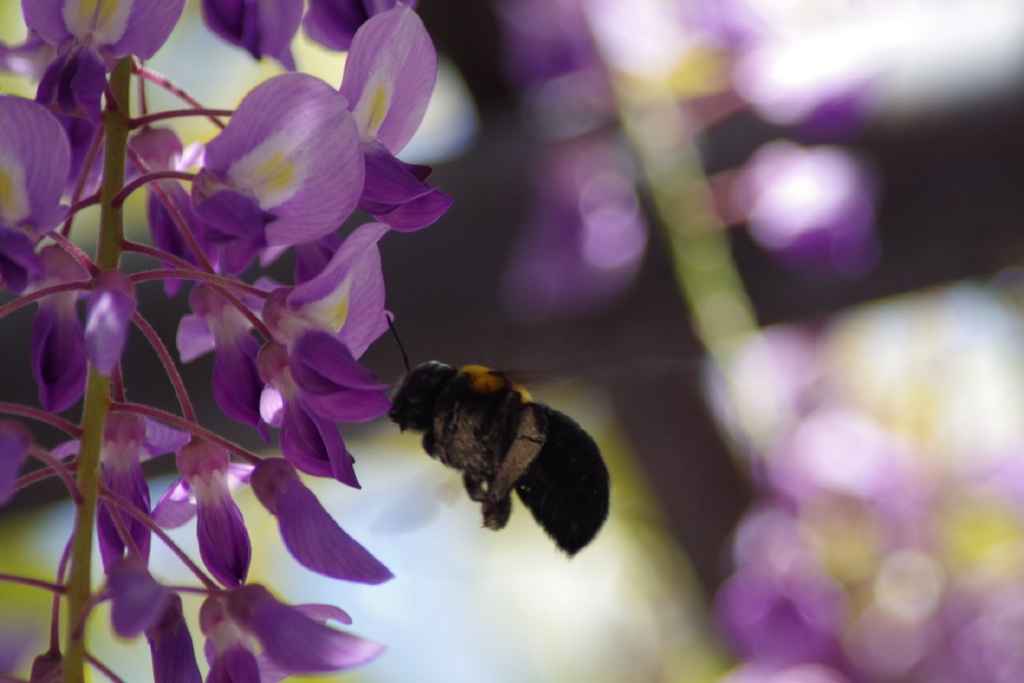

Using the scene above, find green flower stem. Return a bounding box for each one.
[615,80,758,364]
[63,56,132,683]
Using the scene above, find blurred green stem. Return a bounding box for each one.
[617,83,758,361]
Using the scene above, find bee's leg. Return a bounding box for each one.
[463,472,488,502]
[482,494,512,530]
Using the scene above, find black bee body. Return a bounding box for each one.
[389,361,610,555]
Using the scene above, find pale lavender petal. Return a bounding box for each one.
[207,644,260,683]
[108,556,171,638]
[0,420,31,506]
[176,314,215,363]
[146,594,202,683]
[359,141,451,231]
[340,6,436,153]
[0,29,57,79]
[20,1,72,48]
[85,272,136,376]
[141,418,191,460]
[197,493,251,587]
[293,232,342,285]
[103,0,188,60]
[31,295,87,412]
[291,331,390,423]
[252,458,392,583]
[0,94,71,232]
[294,603,352,625]
[152,478,197,528]
[197,73,363,248]
[27,0,186,59]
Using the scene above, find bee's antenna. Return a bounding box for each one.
[387,314,411,374]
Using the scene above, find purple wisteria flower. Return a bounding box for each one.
[340,6,452,230]
[257,223,391,483]
[201,0,303,69]
[0,420,31,506]
[30,246,88,412]
[733,141,879,275]
[251,458,392,583]
[178,285,267,438]
[200,584,383,679]
[303,0,418,52]
[500,138,647,320]
[0,95,70,292]
[192,72,364,273]
[96,413,154,572]
[24,0,187,119]
[171,440,252,587]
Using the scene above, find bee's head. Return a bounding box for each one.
[389,361,457,432]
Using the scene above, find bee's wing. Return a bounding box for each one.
[514,406,610,555]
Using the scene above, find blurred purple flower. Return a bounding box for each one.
[192,73,363,272]
[501,138,647,320]
[733,141,879,276]
[0,420,31,506]
[107,555,171,638]
[251,458,393,583]
[30,246,88,412]
[146,594,202,683]
[201,0,303,69]
[201,585,383,679]
[494,0,614,136]
[339,6,451,229]
[303,0,418,52]
[0,96,70,292]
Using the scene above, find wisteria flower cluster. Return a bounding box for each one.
[0,1,449,681]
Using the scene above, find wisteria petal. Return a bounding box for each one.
[285,223,388,355]
[252,458,393,584]
[141,418,191,461]
[146,594,202,683]
[176,314,215,363]
[302,0,368,52]
[85,271,136,376]
[359,141,451,231]
[31,293,86,412]
[340,6,436,153]
[108,556,171,638]
[253,600,384,672]
[0,95,71,235]
[152,478,196,528]
[0,420,31,506]
[212,334,265,432]
[280,396,358,484]
[291,331,390,423]
[293,232,342,285]
[197,73,364,249]
[197,493,251,587]
[97,414,152,571]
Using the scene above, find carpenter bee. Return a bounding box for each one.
[389,361,610,556]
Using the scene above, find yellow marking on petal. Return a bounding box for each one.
[326,292,350,331]
[0,160,29,225]
[365,84,390,137]
[255,152,296,195]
